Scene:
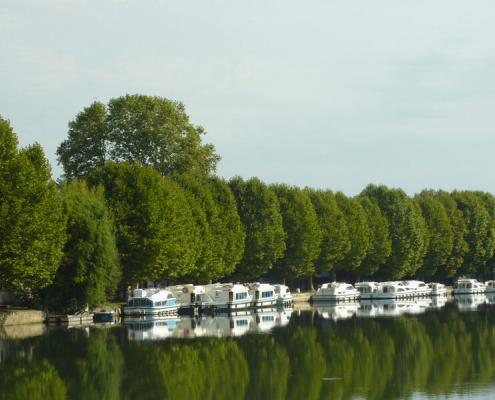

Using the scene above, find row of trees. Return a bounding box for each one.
[1,95,494,308]
[1,306,495,400]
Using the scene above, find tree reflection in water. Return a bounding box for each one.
[0,304,494,400]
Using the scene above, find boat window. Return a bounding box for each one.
[128,298,153,307]
[235,292,247,300]
[262,291,273,298]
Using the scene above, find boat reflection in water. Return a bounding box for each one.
[315,302,360,321]
[314,298,438,321]
[124,308,293,341]
[455,293,487,311]
[125,315,181,341]
[486,293,495,305]
[357,298,436,318]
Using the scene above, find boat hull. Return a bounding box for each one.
[123,305,179,316]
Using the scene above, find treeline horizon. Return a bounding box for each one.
[1,94,494,310]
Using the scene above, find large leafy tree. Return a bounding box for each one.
[174,175,245,282]
[361,185,427,279]
[57,95,220,179]
[271,184,322,280]
[0,117,66,297]
[229,177,285,280]
[43,181,121,311]
[334,193,370,275]
[306,189,350,276]
[452,191,495,277]
[415,192,454,277]
[433,191,468,279]
[207,177,245,279]
[87,162,199,286]
[358,196,392,277]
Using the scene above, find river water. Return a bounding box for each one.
[1,295,495,400]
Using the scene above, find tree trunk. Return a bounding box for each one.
[308,275,314,292]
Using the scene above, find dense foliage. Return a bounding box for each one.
[0,117,66,298]
[42,181,121,310]
[57,95,220,179]
[2,97,495,309]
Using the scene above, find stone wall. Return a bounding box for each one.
[0,309,45,326]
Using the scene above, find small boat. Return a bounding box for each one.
[355,282,380,300]
[274,284,293,306]
[123,288,179,316]
[373,281,412,299]
[485,280,495,293]
[200,283,252,311]
[93,307,116,323]
[312,282,359,302]
[428,282,447,296]
[453,279,486,295]
[249,283,277,308]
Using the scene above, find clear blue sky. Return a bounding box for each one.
[1,0,494,195]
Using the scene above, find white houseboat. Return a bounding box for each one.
[402,280,430,296]
[485,280,495,293]
[428,282,448,296]
[312,282,359,302]
[124,288,179,316]
[355,282,380,299]
[249,283,277,308]
[274,284,293,306]
[374,282,412,299]
[166,284,206,309]
[453,279,486,295]
[200,283,252,311]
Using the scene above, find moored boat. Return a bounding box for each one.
[355,282,380,299]
[123,288,179,316]
[402,280,430,296]
[274,284,293,306]
[249,283,277,308]
[453,278,486,295]
[373,281,412,299]
[200,283,252,311]
[166,284,206,310]
[428,282,447,296]
[485,280,495,293]
[312,282,359,302]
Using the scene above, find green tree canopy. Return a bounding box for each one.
[174,174,245,282]
[432,191,468,279]
[229,177,285,280]
[0,117,66,297]
[360,184,427,279]
[452,191,495,277]
[42,181,121,311]
[57,95,220,179]
[87,162,199,285]
[415,191,454,277]
[334,193,370,274]
[306,189,351,276]
[358,196,392,277]
[271,184,322,280]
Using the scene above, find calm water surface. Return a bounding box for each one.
[1,295,495,400]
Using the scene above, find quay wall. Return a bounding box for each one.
[0,309,46,326]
